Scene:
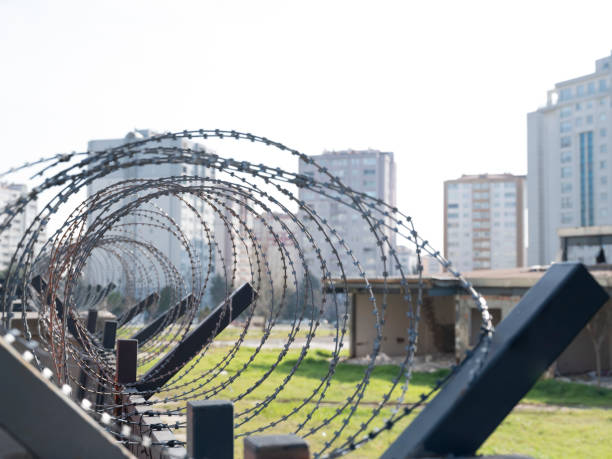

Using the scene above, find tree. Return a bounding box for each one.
[157,285,175,313]
[585,301,612,387]
[209,274,228,307]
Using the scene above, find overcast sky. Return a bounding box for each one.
[2,1,612,249]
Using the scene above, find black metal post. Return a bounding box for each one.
[86,309,98,334]
[116,339,138,385]
[382,262,609,458]
[187,400,234,459]
[243,434,310,459]
[102,320,118,349]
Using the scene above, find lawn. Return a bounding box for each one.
[142,345,612,458]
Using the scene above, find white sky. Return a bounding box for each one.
[2,0,612,249]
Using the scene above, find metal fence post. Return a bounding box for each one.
[103,320,118,349]
[244,434,310,459]
[187,400,234,459]
[116,339,138,384]
[87,309,98,333]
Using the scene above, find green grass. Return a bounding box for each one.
[145,346,612,458]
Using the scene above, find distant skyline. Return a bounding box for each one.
[3,1,612,251]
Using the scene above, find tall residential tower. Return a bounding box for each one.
[444,174,526,272]
[528,52,612,265]
[298,149,397,277]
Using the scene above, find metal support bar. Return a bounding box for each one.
[130,294,194,346]
[0,333,133,459]
[244,434,310,459]
[135,283,255,396]
[382,262,609,458]
[118,293,159,328]
[187,400,234,459]
[116,339,138,385]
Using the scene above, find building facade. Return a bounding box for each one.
[528,52,612,265]
[0,184,41,272]
[86,130,216,287]
[444,174,526,272]
[298,149,397,278]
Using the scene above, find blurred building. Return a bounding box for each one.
[528,52,612,265]
[0,183,41,272]
[444,174,526,272]
[298,149,397,278]
[86,130,216,285]
[395,245,417,275]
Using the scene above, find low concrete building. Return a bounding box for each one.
[339,265,612,375]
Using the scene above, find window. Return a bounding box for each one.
[576,102,582,111]
[447,183,459,190]
[560,107,572,118]
[561,166,572,178]
[599,79,608,92]
[474,211,489,219]
[601,208,609,217]
[601,113,608,122]
[561,151,572,163]
[601,144,608,153]
[363,179,376,187]
[559,88,572,101]
[601,192,608,201]
[363,158,376,166]
[588,101,594,109]
[447,213,459,218]
[561,213,573,224]
[601,128,607,138]
[473,201,489,209]
[601,97,608,106]
[577,85,585,97]
[473,191,489,199]
[576,117,583,127]
[586,115,594,124]
[560,121,572,132]
[561,197,573,208]
[588,82,596,94]
[602,176,608,185]
[447,222,459,228]
[561,182,572,193]
[447,203,459,208]
[504,202,515,208]
[561,136,572,147]
[601,160,607,170]
[363,169,376,175]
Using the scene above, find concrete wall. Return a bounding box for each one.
[351,291,454,358]
[352,290,612,375]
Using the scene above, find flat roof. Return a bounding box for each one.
[558,226,612,238]
[332,265,612,293]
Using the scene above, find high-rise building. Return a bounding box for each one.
[528,53,612,265]
[396,245,417,276]
[86,130,216,285]
[0,183,42,272]
[444,174,526,272]
[298,149,397,278]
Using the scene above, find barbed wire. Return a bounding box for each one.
[0,129,494,457]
